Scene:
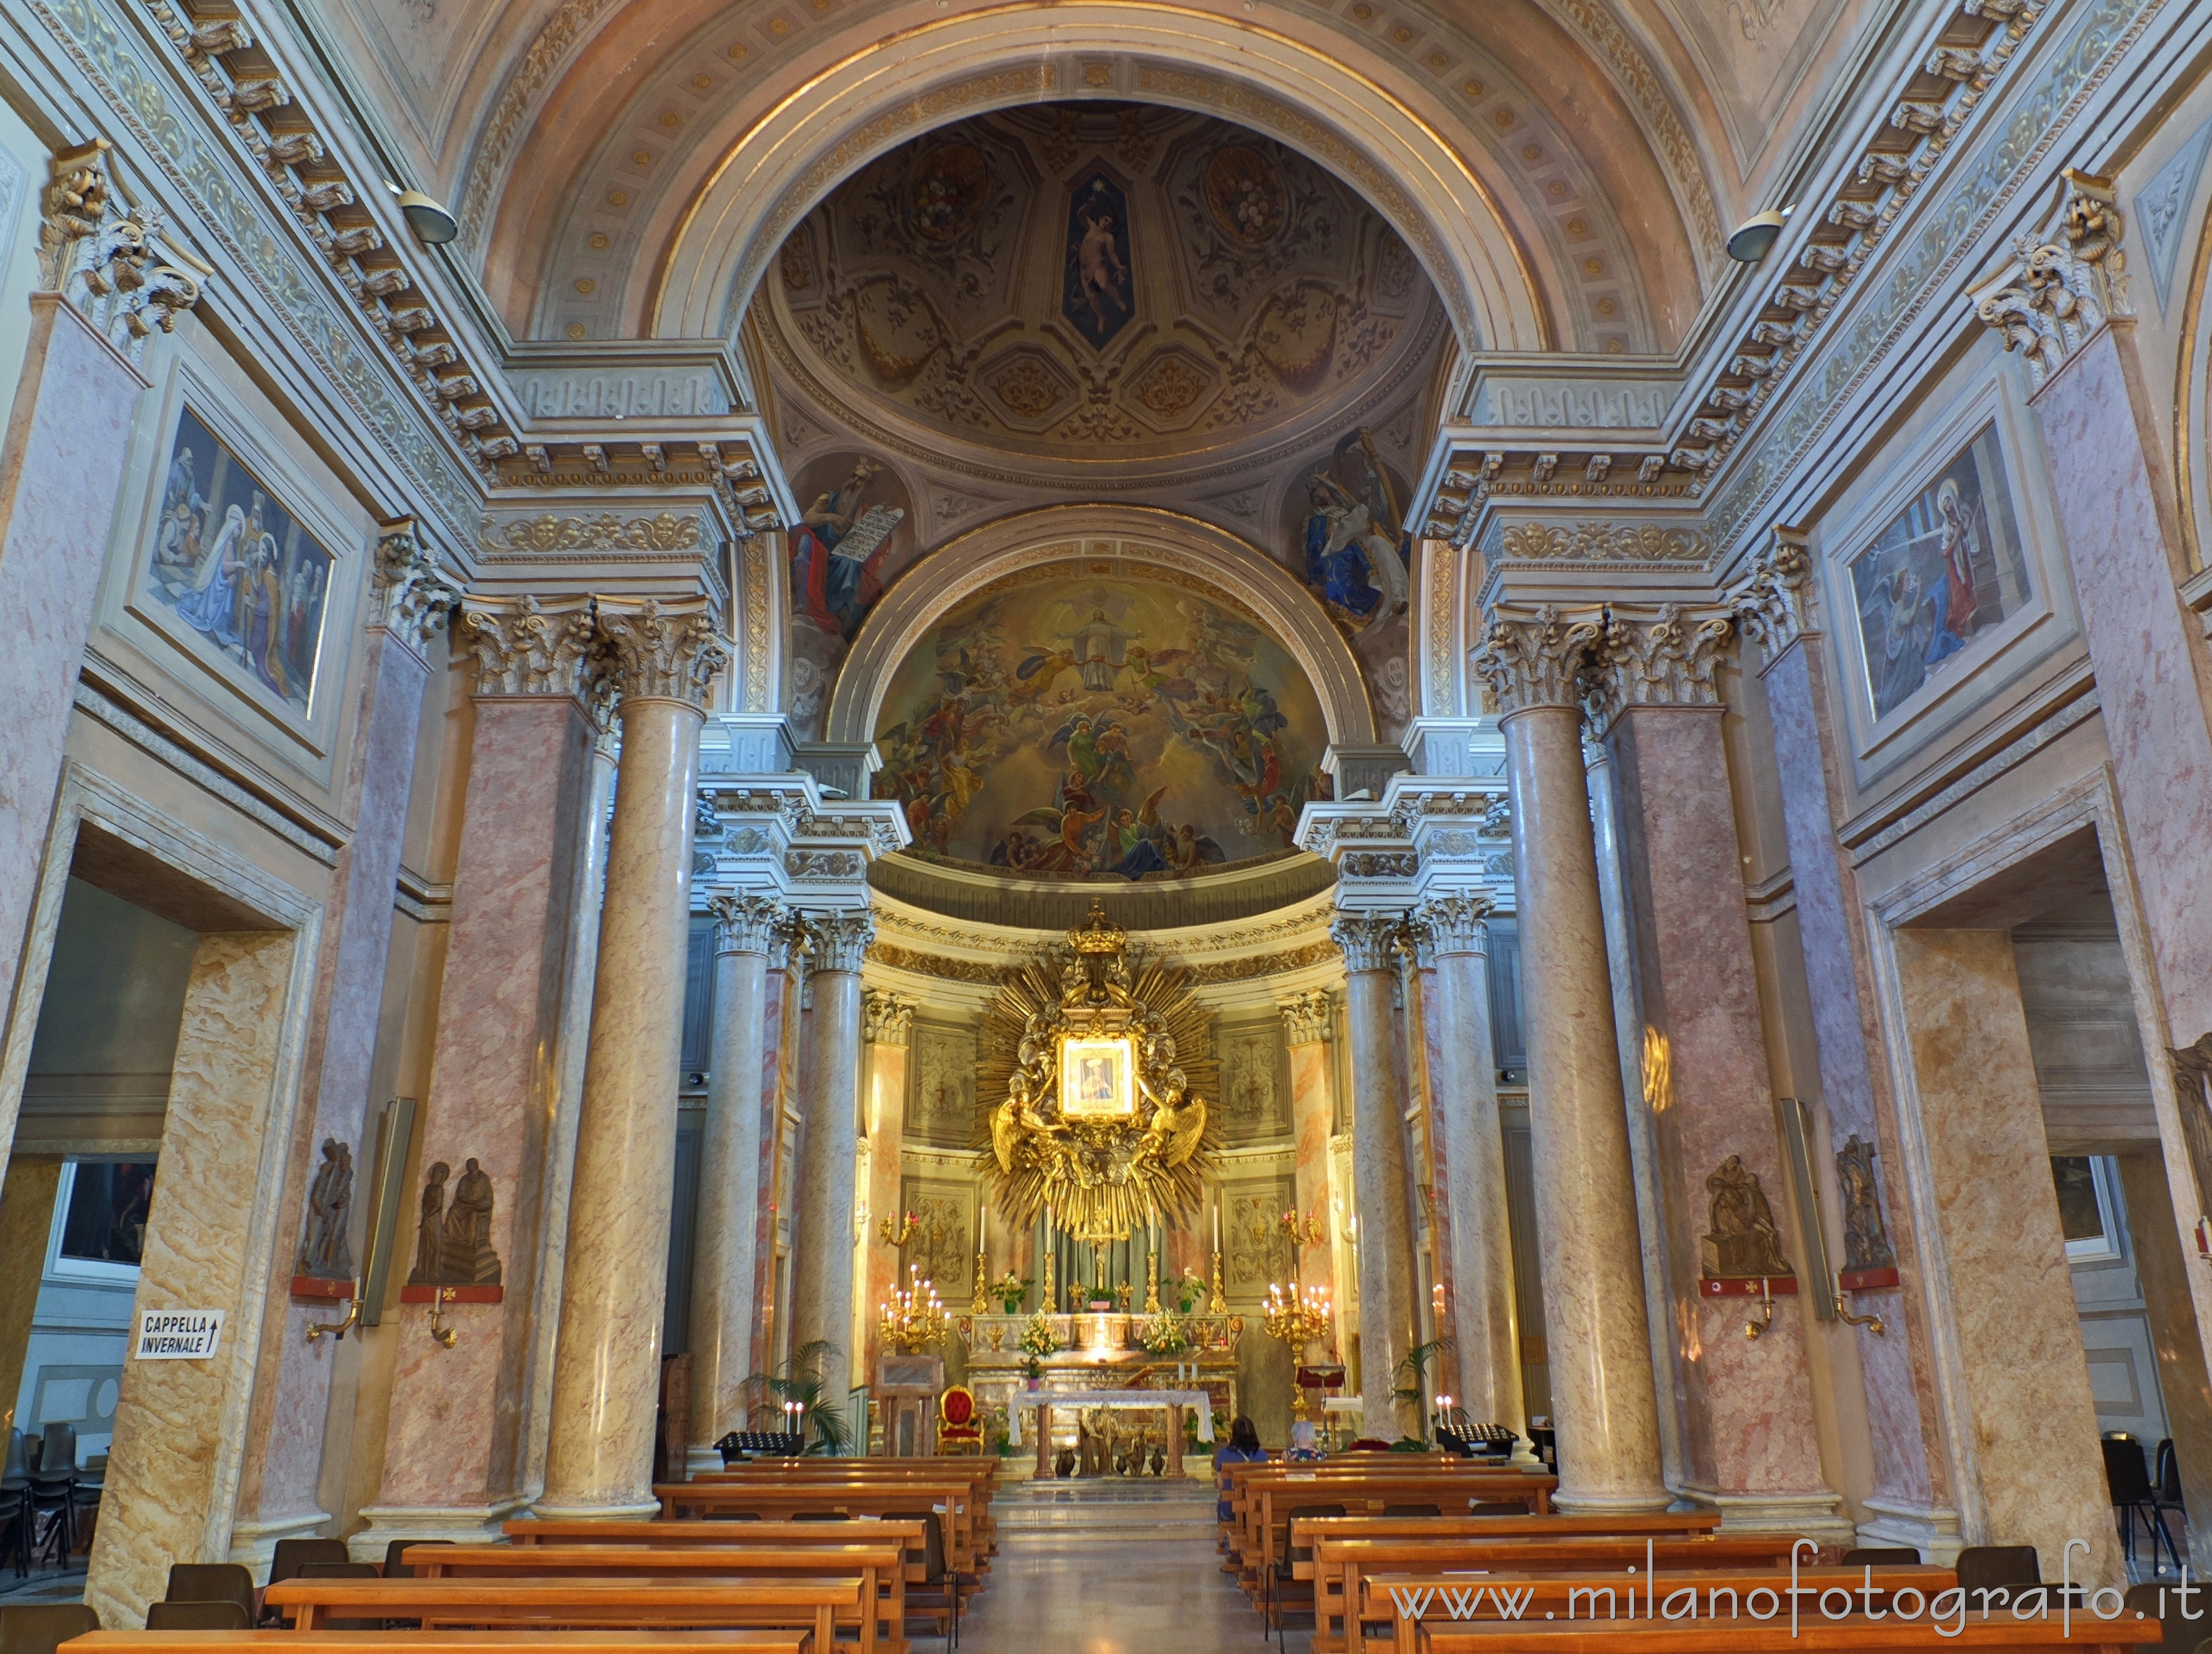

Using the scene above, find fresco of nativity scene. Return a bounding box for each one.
[872,570,1329,881]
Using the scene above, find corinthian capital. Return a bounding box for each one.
[707,892,785,956]
[1730,527,1816,672]
[596,596,730,709]
[1330,913,1407,974]
[40,140,202,362]
[1583,604,1734,738]
[372,520,463,649]
[1470,604,1605,715]
[461,595,595,698]
[805,911,876,973]
[1278,990,1333,1046]
[864,991,916,1047]
[1416,893,1495,957]
[1973,168,2130,390]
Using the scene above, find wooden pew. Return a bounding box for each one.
[1309,1533,1802,1654]
[404,1545,903,1654]
[1411,1618,2160,1651]
[504,1517,928,1577]
[261,1577,861,1651]
[694,1464,998,1556]
[1234,1470,1563,1582]
[653,1483,983,1577]
[1361,1565,1954,1654]
[64,1636,813,1653]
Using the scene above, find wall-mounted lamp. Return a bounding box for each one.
[386,181,458,245]
[1727,206,1795,263]
[305,1281,362,1344]
[1744,1276,1778,1340]
[1834,1280,1886,1334]
[426,1285,459,1349]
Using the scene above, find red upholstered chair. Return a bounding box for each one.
[937,1385,983,1454]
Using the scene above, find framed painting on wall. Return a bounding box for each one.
[1844,421,2033,723]
[142,405,336,718]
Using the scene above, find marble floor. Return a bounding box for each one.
[959,1477,1307,1653]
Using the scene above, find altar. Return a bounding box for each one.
[1009,1388,1214,1477]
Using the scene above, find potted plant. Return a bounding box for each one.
[1022,1355,1045,1390]
[1139,1312,1187,1356]
[991,1270,1033,1315]
[1018,1307,1059,1387]
[1177,1267,1204,1315]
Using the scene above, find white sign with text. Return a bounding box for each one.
[134,1309,224,1361]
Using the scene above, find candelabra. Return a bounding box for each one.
[1262,1281,1334,1418]
[970,1245,989,1316]
[878,1210,918,1249]
[1145,1251,1161,1315]
[1208,1250,1227,1314]
[879,1263,948,1354]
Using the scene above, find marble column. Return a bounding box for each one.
[229,529,459,1566]
[1332,916,1421,1440]
[1280,993,1340,1347]
[1416,896,1526,1442]
[789,913,874,1439]
[859,993,915,1394]
[751,925,805,1378]
[1733,532,1951,1550]
[1471,607,1667,1512]
[360,596,599,1547]
[1592,607,1846,1538]
[685,893,785,1474]
[1891,929,2123,1584]
[542,600,727,1516]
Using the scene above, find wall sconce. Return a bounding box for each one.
[305,1280,362,1345]
[427,1285,458,1349]
[1834,1277,1886,1334]
[1744,1276,1777,1341]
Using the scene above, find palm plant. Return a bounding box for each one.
[743,1339,852,1456]
[1393,1338,1452,1442]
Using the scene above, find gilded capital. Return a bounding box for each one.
[863,991,916,1047]
[1278,990,1334,1045]
[1730,527,1816,672]
[461,595,596,698]
[1416,893,1495,957]
[1973,168,2130,390]
[372,520,462,649]
[1330,912,1407,974]
[1583,603,1734,738]
[707,892,785,956]
[806,911,876,974]
[1470,604,1605,716]
[596,596,730,710]
[40,140,202,362]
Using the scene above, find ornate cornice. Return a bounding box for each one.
[807,912,877,974]
[1415,893,1494,958]
[1470,604,1605,716]
[596,597,728,709]
[371,519,462,648]
[863,990,916,1047]
[460,595,595,698]
[1329,913,1406,974]
[1583,604,1734,738]
[1973,167,2130,390]
[1730,527,1817,672]
[1495,522,1710,565]
[481,512,704,556]
[1278,990,1333,1046]
[708,892,785,956]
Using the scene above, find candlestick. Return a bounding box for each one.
[1209,1248,1227,1314]
[1145,1248,1161,1315]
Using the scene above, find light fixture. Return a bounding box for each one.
[386,180,458,245]
[1726,206,1793,264]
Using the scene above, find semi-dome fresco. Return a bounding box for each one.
[871,563,1328,881]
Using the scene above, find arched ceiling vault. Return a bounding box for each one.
[406,0,1763,361]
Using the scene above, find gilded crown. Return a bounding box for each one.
[1069,898,1126,956]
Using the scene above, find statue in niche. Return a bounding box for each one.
[296,1138,356,1280]
[1837,1135,1898,1273]
[407,1161,449,1285]
[1700,1154,1793,1280]
[440,1157,502,1285]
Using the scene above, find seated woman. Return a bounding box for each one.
[1285,1419,1326,1463]
[1213,1414,1268,1529]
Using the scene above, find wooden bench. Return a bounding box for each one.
[1229,1466,1560,1575]
[1362,1565,1955,1654]
[63,1636,813,1653]
[1309,1533,1803,1653]
[1411,1617,2160,1651]
[405,1545,903,1654]
[261,1577,861,1650]
[692,1466,998,1557]
[652,1485,983,1577]
[503,1517,929,1577]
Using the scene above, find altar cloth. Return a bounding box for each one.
[1007,1387,1213,1446]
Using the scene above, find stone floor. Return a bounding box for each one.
[959,1475,1307,1652]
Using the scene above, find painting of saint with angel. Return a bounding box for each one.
[1846,422,2031,722]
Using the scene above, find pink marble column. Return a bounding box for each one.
[1472,608,1667,1512]
[229,529,459,1565]
[684,894,784,1473]
[1416,896,1526,1440]
[1733,533,1952,1550]
[359,596,598,1546]
[858,993,915,1395]
[2028,321,2212,1057]
[750,927,805,1380]
[543,600,727,1516]
[1280,993,1340,1350]
[789,913,873,1431]
[0,294,148,1045]
[1331,916,1421,1439]
[1593,607,1845,1538]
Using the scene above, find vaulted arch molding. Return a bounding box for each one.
[821,504,1379,752]
[649,4,1554,357]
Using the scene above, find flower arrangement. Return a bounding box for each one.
[991,1270,1033,1315]
[1018,1309,1061,1358]
[1177,1267,1204,1315]
[1139,1312,1187,1355]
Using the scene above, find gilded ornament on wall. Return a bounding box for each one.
[980,901,1218,1243]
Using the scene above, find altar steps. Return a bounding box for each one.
[998,1477,1219,1543]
